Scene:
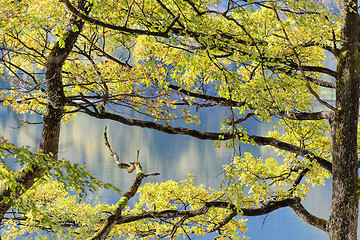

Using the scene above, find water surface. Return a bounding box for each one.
[0,106,331,239]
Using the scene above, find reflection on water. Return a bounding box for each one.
[0,106,330,239]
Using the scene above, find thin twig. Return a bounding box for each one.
[273,9,337,112]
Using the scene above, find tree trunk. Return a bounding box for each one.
[0,0,90,223]
[329,1,360,239]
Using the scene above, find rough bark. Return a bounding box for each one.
[1,0,359,239]
[0,0,90,223]
[290,200,328,232]
[328,1,360,239]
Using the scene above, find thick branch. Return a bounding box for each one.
[114,198,321,233]
[290,200,328,232]
[267,65,336,89]
[263,57,338,78]
[250,135,332,173]
[274,110,333,120]
[76,107,332,173]
[62,0,173,38]
[299,76,335,89]
[242,198,299,216]
[0,0,90,222]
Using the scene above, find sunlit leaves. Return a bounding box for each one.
[223,153,292,208]
[0,0,342,238]
[1,0,338,129]
[2,172,249,239]
[3,180,111,239]
[265,119,332,189]
[114,177,248,239]
[0,137,120,203]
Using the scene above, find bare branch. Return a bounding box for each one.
[104,126,138,173]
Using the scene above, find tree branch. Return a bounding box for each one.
[88,162,145,240]
[273,8,337,112]
[103,126,135,172]
[168,84,246,107]
[290,200,328,232]
[274,110,333,120]
[288,168,310,195]
[62,0,338,81]
[74,106,332,173]
[62,0,173,38]
[267,65,336,89]
[298,75,335,89]
[113,197,325,234]
[0,0,91,223]
[168,84,333,120]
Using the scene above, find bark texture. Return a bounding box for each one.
[0,0,90,222]
[329,1,360,239]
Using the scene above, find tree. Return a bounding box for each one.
[0,0,358,239]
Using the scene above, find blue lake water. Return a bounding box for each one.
[0,106,332,239]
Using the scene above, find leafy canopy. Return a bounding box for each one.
[0,0,340,238]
